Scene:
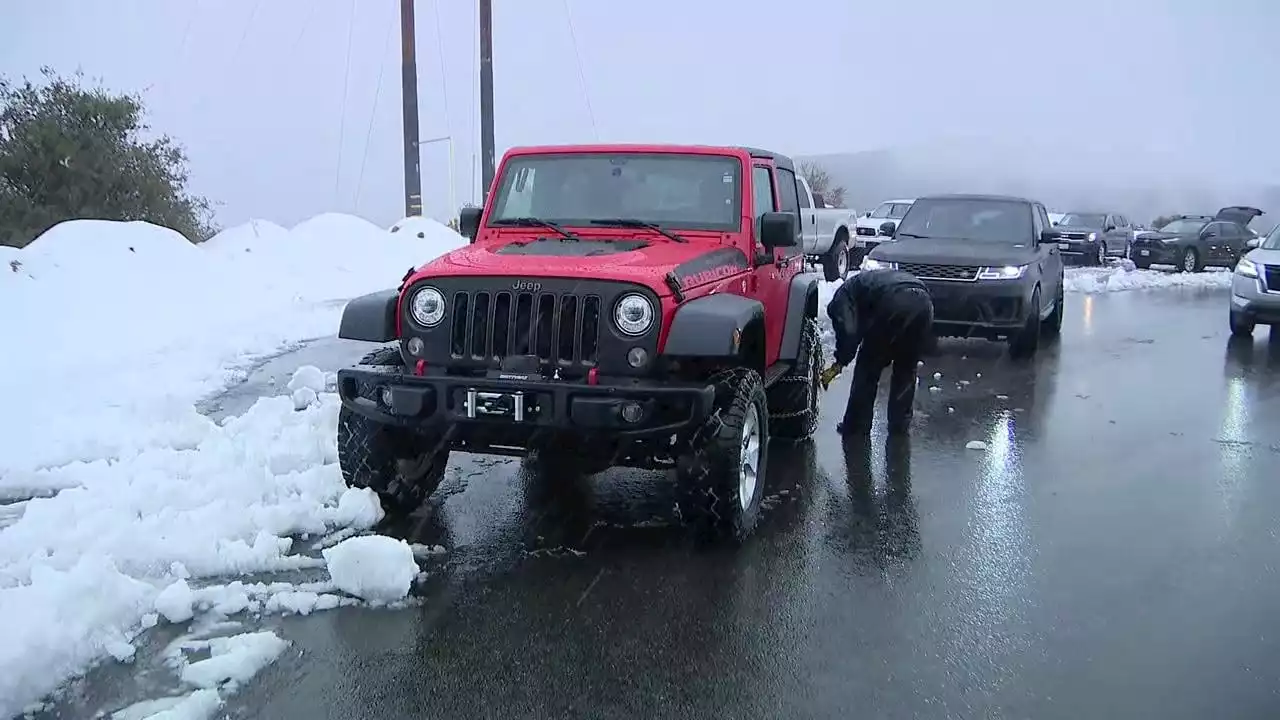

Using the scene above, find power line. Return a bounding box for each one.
[560,0,598,140]
[355,7,398,213]
[334,0,359,205]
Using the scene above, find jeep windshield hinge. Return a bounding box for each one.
[665,272,686,303]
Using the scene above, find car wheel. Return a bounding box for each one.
[767,317,822,441]
[676,368,769,541]
[1180,247,1202,273]
[1009,287,1041,359]
[823,231,850,282]
[1096,242,1107,266]
[1229,311,1255,337]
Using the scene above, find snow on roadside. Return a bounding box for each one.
[1064,264,1232,293]
[0,215,463,716]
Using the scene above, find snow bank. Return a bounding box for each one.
[0,213,463,715]
[1064,264,1232,294]
[0,214,464,477]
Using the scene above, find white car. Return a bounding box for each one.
[852,198,915,262]
[795,175,859,281]
[1229,225,1279,336]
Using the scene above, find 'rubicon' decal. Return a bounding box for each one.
[669,248,749,290]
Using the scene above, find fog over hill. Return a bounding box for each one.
[799,136,1279,231]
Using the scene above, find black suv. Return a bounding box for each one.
[1052,211,1133,265]
[1129,206,1264,272]
[860,194,1065,357]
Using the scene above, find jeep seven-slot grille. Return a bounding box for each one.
[449,290,602,365]
[897,262,980,281]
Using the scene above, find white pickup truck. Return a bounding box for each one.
[795,175,858,281]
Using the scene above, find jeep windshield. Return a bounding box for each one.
[1059,213,1106,227]
[1158,218,1208,234]
[894,198,1033,243]
[487,153,742,232]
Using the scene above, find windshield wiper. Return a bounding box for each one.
[589,218,688,243]
[897,232,931,239]
[490,217,581,241]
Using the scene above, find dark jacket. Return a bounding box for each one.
[827,269,927,366]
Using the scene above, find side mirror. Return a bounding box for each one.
[1051,220,1059,226]
[863,211,872,218]
[759,212,798,250]
[1041,228,1062,244]
[458,206,483,241]
[1200,229,1217,240]
[877,221,897,237]
[1246,238,1261,249]
[1105,225,1116,232]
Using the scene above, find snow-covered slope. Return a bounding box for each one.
[0,214,462,716]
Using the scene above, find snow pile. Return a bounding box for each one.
[1,214,463,477]
[322,535,418,602]
[1064,265,1233,293]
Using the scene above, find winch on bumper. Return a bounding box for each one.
[337,364,716,440]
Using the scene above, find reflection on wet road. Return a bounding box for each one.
[103,291,1280,717]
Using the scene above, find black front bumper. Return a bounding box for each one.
[1056,239,1103,263]
[337,365,715,443]
[1129,242,1179,264]
[920,279,1033,338]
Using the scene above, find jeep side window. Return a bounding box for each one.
[752,165,777,249]
[775,168,801,215]
[794,176,812,209]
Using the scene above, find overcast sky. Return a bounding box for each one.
[4,0,1277,229]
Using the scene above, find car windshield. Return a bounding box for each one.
[870,202,911,219]
[894,198,1033,243]
[1059,213,1106,227]
[487,153,742,231]
[1262,225,1280,250]
[1158,218,1208,234]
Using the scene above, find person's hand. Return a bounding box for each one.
[820,363,843,390]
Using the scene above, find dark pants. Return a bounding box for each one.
[841,287,934,435]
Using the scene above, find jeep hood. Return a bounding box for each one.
[408,235,750,294]
[869,236,1038,267]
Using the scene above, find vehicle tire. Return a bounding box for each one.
[1179,247,1202,273]
[1041,279,1064,338]
[1008,287,1042,358]
[1133,258,1151,269]
[1229,311,1255,337]
[823,230,850,282]
[676,368,769,541]
[767,317,822,441]
[336,347,450,516]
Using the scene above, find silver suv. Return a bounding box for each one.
[1230,224,1280,336]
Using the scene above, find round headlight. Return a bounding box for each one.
[410,286,445,327]
[614,294,655,336]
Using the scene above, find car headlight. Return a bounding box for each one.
[1236,258,1258,278]
[977,265,1027,280]
[614,294,655,336]
[1088,232,1097,241]
[410,286,446,327]
[860,257,896,271]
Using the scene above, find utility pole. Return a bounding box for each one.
[400,0,423,217]
[478,0,495,202]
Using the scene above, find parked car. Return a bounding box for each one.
[859,194,1064,357]
[1129,206,1265,272]
[1229,223,1280,336]
[1051,211,1134,265]
[852,198,915,264]
[794,175,858,281]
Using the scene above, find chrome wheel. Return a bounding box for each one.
[1097,242,1107,265]
[1183,249,1197,272]
[738,404,761,512]
[837,249,848,277]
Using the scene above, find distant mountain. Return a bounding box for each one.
[798,137,1277,231]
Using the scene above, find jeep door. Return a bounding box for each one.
[750,162,800,365]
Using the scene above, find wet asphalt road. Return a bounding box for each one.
[59,288,1280,718]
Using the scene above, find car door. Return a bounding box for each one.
[749,163,795,364]
[1108,214,1129,256]
[1199,221,1226,263]
[1219,222,1244,263]
[793,175,818,253]
[1033,203,1062,301]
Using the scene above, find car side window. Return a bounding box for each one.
[751,165,777,250]
[794,177,812,209]
[1117,215,1128,228]
[1203,222,1224,238]
[1033,204,1049,239]
[1220,223,1239,239]
[775,168,801,215]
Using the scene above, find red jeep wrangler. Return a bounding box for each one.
[335,144,823,539]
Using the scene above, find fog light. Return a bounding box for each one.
[406,337,425,355]
[379,386,394,407]
[620,402,644,424]
[626,347,648,368]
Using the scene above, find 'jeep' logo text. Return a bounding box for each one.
[512,280,542,292]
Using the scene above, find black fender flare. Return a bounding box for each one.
[778,272,821,361]
[338,289,400,342]
[660,293,766,364]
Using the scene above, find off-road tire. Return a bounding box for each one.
[1180,247,1202,273]
[336,346,450,516]
[1008,287,1041,359]
[823,231,850,282]
[1041,279,1064,338]
[1229,311,1255,337]
[676,368,769,541]
[767,317,822,441]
